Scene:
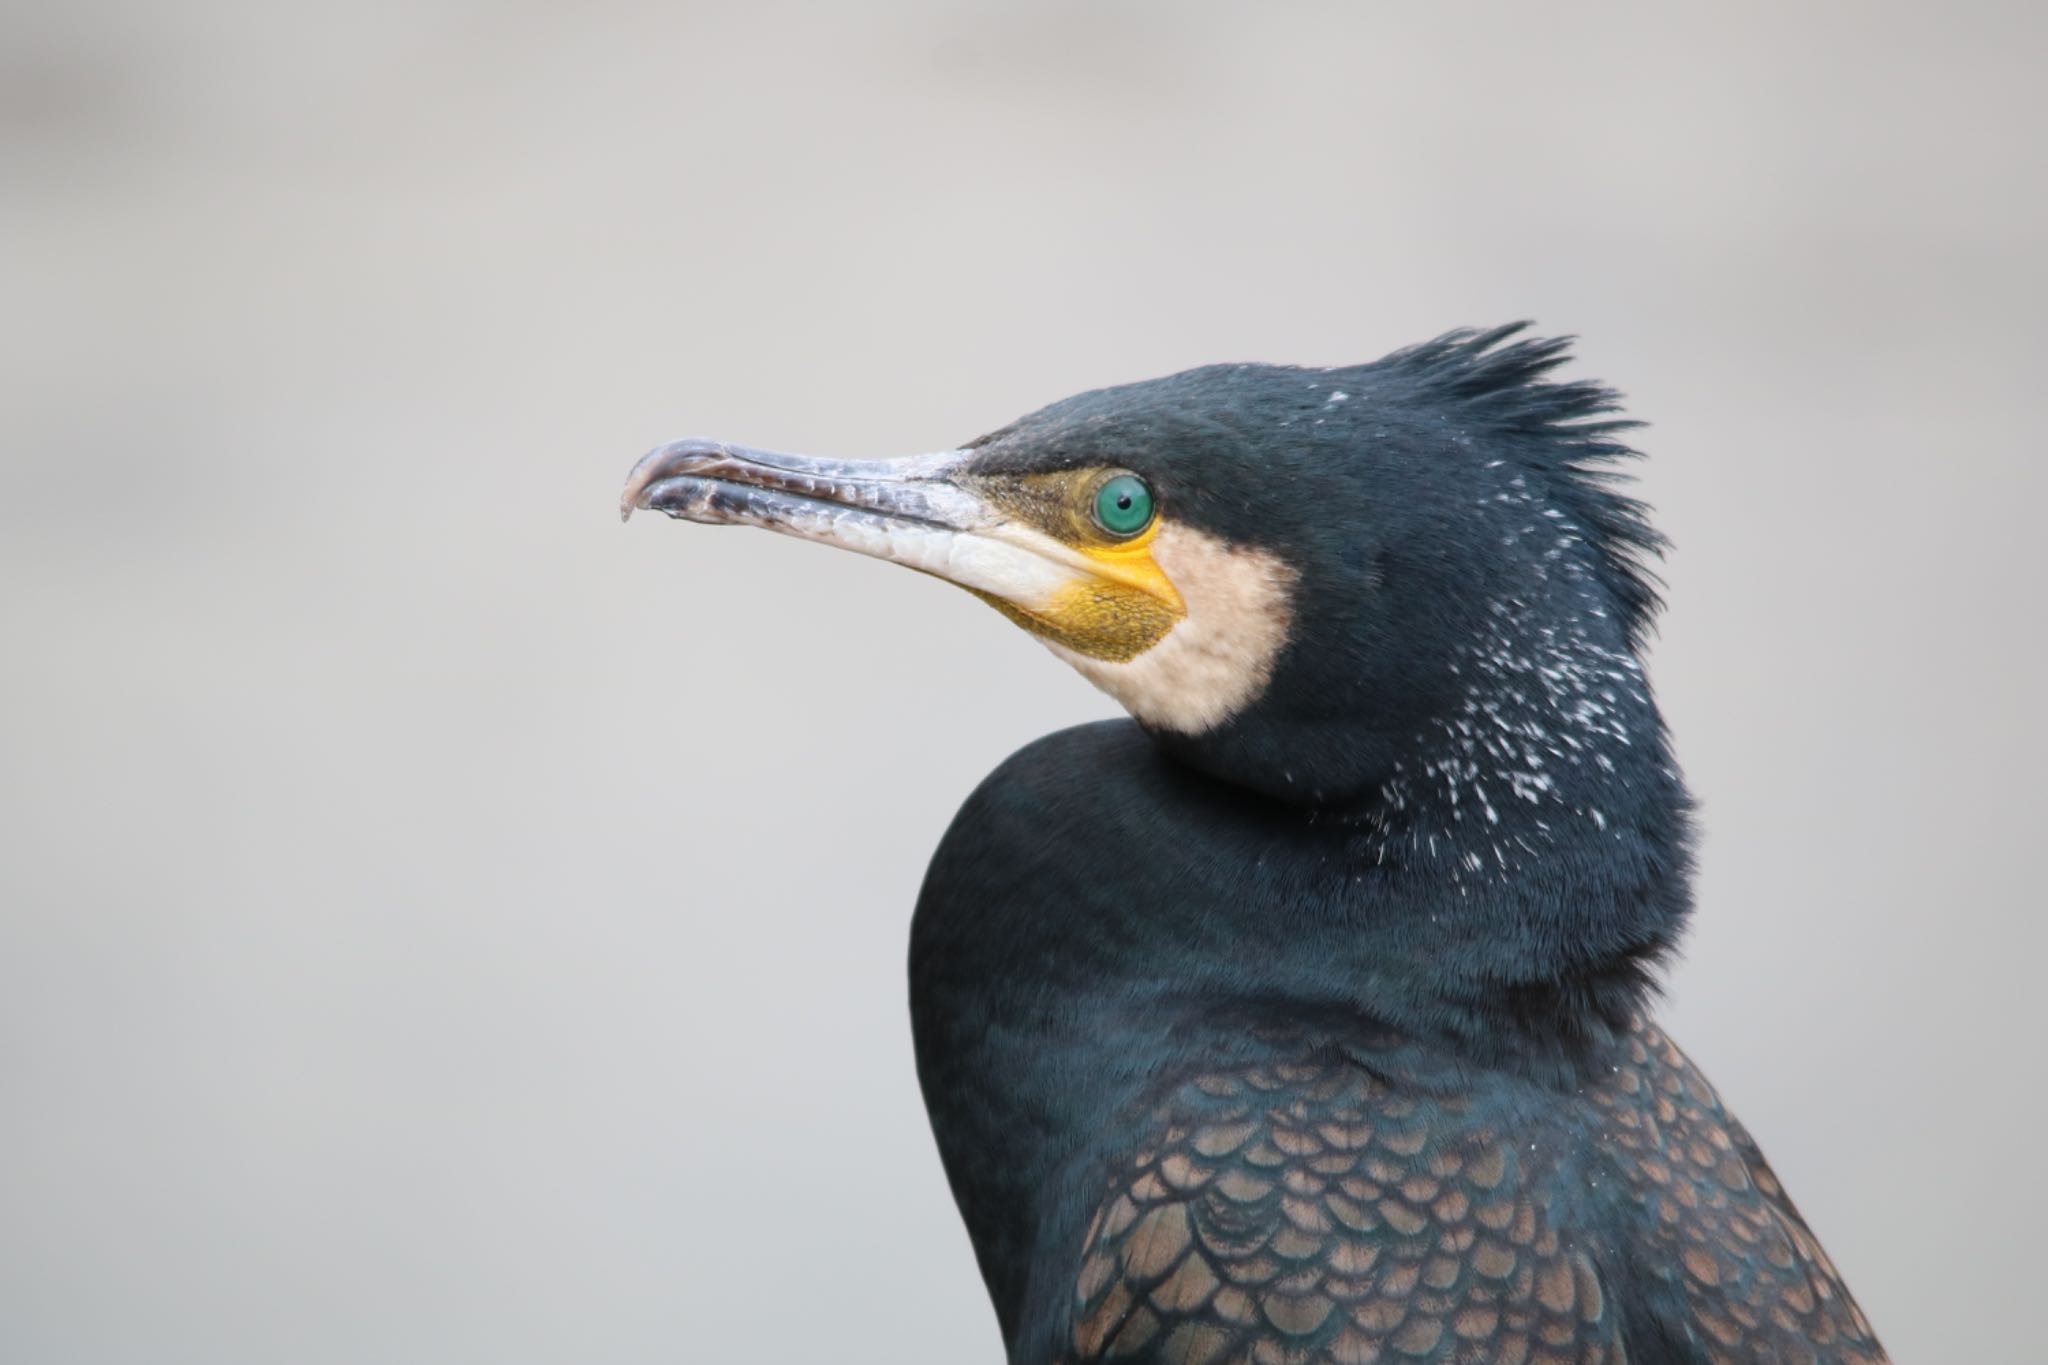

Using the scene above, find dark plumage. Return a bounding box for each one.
[623,325,1885,1364]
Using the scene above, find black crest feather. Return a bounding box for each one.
[1380,322,1667,650]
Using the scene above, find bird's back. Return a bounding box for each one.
[1057,1017,1883,1365]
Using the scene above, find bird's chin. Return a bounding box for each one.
[1033,522,1299,737]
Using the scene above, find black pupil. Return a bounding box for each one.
[1116,494,1132,509]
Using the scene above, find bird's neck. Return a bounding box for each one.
[909,677,1690,1347]
[1340,594,1694,1057]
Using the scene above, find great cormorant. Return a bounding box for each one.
[621,326,1885,1364]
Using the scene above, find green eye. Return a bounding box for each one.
[1092,474,1155,537]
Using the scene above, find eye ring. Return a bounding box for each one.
[1091,473,1155,538]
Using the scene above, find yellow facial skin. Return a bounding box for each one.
[959,468,1186,663]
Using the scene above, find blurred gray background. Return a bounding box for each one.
[3,2,2041,1361]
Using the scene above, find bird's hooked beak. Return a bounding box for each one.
[620,439,1185,661]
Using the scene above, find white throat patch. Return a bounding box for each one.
[1043,522,1297,735]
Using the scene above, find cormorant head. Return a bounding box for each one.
[622,325,1666,807]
